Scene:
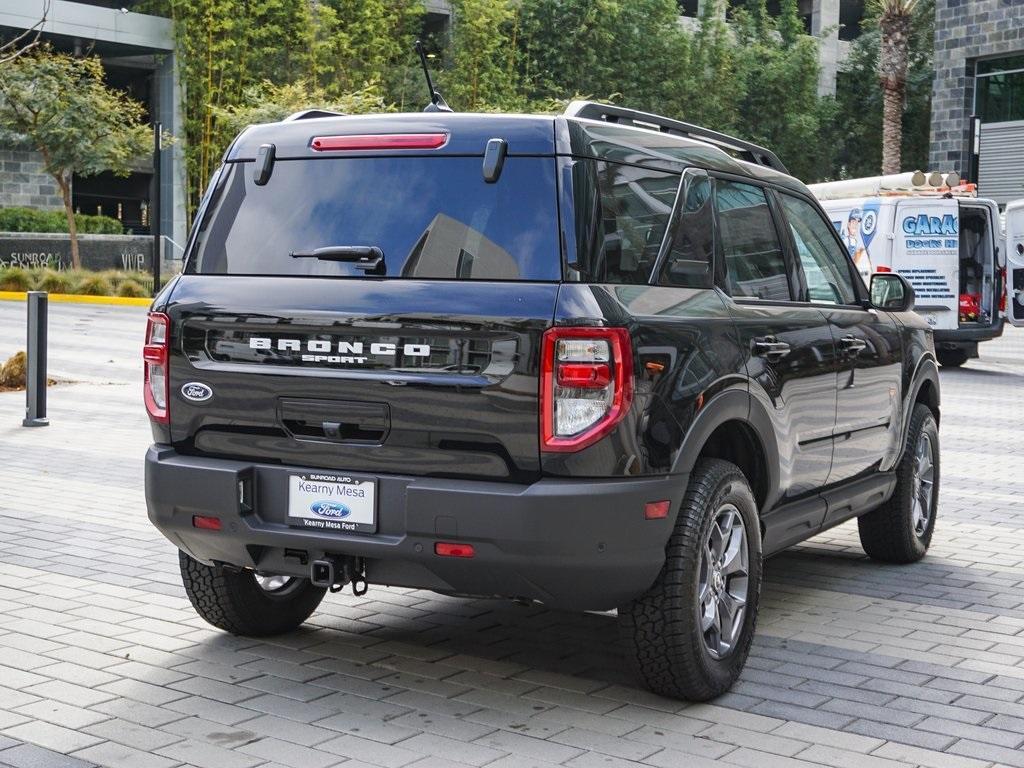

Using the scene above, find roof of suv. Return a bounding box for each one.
[225,111,811,197]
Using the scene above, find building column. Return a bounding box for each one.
[155,51,187,271]
[811,0,841,96]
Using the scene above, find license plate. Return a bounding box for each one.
[287,473,376,533]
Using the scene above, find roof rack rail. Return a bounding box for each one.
[283,109,347,122]
[564,101,789,175]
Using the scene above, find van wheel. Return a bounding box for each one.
[618,459,761,701]
[179,551,326,636]
[858,403,939,563]
[937,349,967,368]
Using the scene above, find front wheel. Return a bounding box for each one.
[857,403,939,563]
[618,459,762,701]
[179,551,326,636]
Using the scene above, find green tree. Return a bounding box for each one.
[730,0,833,180]
[212,80,390,137]
[516,0,682,109]
[0,48,151,267]
[829,0,933,178]
[875,0,921,173]
[442,0,521,111]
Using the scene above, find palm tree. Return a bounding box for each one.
[875,0,920,174]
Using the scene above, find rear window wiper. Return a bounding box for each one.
[290,246,385,274]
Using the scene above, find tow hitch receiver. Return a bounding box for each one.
[310,556,369,595]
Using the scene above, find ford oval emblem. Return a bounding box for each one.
[181,382,213,402]
[310,501,350,518]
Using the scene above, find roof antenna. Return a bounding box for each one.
[415,40,452,113]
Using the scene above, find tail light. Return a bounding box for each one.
[875,265,892,273]
[540,327,633,452]
[999,266,1007,314]
[143,312,170,424]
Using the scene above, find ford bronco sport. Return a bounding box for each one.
[144,102,941,701]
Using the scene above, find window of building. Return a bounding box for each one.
[975,55,1024,124]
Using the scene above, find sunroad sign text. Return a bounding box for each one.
[249,337,431,365]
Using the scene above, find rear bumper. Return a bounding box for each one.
[145,446,686,611]
[934,318,1004,349]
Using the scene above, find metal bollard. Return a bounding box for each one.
[23,291,49,427]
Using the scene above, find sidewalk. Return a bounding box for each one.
[1,301,1023,768]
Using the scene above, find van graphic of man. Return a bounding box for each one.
[842,208,873,282]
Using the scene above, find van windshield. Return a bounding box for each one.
[187,156,561,281]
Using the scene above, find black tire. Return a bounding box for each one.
[618,459,762,701]
[857,403,939,564]
[937,349,968,368]
[179,551,326,636]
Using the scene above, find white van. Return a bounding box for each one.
[810,174,1017,367]
[1006,199,1024,328]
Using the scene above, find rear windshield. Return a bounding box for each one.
[186,156,561,281]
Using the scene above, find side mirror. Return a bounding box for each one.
[870,272,915,312]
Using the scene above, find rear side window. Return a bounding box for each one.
[716,180,791,301]
[187,156,561,281]
[571,160,680,284]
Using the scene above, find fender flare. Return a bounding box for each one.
[671,386,781,513]
[897,354,940,462]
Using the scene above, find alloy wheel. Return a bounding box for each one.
[911,431,935,536]
[698,503,749,659]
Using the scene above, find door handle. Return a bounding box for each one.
[752,336,791,360]
[840,335,868,355]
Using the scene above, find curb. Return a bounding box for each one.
[0,291,152,307]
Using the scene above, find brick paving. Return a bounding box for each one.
[0,299,1023,768]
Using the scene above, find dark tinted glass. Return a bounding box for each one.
[976,70,1024,123]
[188,156,561,280]
[571,159,680,284]
[716,180,791,301]
[658,171,714,288]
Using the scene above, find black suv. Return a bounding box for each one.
[144,102,941,701]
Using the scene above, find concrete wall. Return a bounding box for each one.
[0,151,64,211]
[930,0,1024,175]
[0,233,153,272]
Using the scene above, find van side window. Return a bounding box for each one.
[657,171,714,288]
[572,160,680,284]
[716,180,791,301]
[779,194,858,305]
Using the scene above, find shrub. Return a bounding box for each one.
[116,279,147,297]
[0,267,31,291]
[36,269,72,294]
[0,206,123,235]
[0,351,27,389]
[75,274,114,296]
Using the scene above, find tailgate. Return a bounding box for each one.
[166,276,557,482]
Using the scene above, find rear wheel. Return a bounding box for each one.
[937,349,968,368]
[618,459,761,701]
[857,403,939,563]
[179,551,326,636]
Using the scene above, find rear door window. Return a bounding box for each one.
[715,179,792,301]
[187,156,561,281]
